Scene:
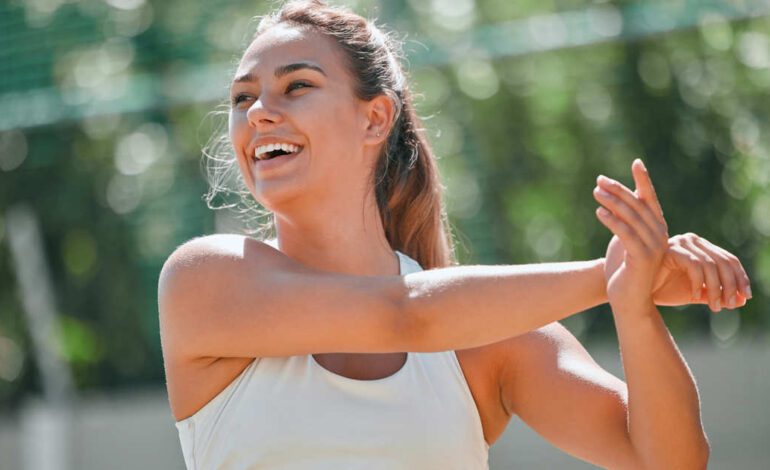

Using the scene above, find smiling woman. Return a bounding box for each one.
[158,0,748,469]
[220,12,441,253]
[202,3,442,255]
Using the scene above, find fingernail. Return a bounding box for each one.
[715,300,721,311]
[745,286,752,299]
[728,294,736,309]
[693,289,700,301]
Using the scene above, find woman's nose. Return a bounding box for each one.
[247,97,283,128]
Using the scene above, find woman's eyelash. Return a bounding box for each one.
[231,81,313,105]
[232,94,249,105]
[286,81,312,92]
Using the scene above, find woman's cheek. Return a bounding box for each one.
[228,115,247,148]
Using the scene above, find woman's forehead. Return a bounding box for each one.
[238,24,341,75]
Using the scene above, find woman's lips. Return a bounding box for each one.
[252,147,303,172]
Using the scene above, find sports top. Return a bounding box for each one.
[174,248,490,469]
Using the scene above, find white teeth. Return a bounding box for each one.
[253,143,301,160]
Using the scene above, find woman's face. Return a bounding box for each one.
[229,23,374,212]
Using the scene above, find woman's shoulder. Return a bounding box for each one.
[167,233,277,261]
[159,234,280,286]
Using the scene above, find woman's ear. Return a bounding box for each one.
[362,94,396,146]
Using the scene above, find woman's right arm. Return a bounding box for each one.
[158,234,606,362]
[402,258,606,351]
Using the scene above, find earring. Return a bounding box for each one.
[376,131,382,137]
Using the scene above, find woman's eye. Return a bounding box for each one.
[231,94,251,105]
[230,82,311,106]
[286,81,312,93]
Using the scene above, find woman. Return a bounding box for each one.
[158,1,751,468]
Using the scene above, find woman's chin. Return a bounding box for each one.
[251,183,301,213]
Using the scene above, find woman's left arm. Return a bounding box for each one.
[594,159,715,468]
[611,301,709,469]
[500,159,749,468]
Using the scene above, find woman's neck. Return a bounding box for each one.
[270,201,398,277]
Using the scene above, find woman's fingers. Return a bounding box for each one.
[677,236,728,312]
[688,235,751,308]
[593,159,668,264]
[694,235,752,299]
[595,176,664,248]
[631,159,667,226]
[595,206,648,256]
[594,159,668,254]
[593,186,661,250]
[668,243,707,303]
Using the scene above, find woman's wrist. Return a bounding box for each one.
[608,297,657,320]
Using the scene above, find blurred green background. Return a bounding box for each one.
[0,0,769,465]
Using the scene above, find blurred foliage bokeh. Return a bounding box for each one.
[1,0,768,413]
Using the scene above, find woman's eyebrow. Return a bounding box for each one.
[232,62,327,85]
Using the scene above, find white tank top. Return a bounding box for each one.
[174,250,490,469]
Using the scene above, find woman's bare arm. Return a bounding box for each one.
[613,302,709,468]
[159,234,409,361]
[158,233,607,361]
[403,259,606,351]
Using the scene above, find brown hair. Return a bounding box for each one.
[204,0,457,269]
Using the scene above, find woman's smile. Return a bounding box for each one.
[252,144,305,173]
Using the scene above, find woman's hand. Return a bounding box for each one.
[591,159,670,312]
[597,163,752,313]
